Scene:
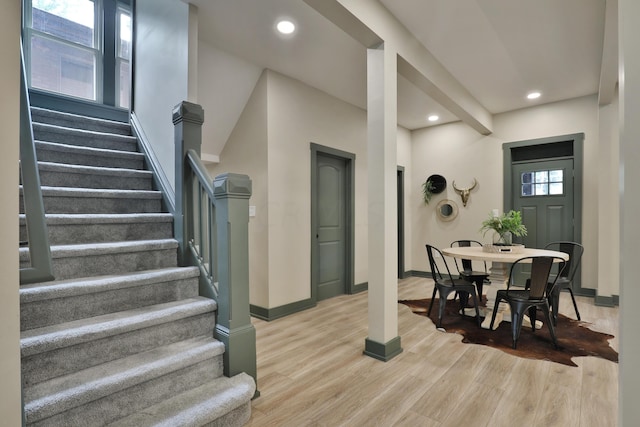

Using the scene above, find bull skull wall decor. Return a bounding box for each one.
[452,178,477,207]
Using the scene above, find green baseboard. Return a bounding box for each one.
[595,294,619,307]
[363,336,403,362]
[351,282,368,294]
[251,282,369,320]
[250,298,316,321]
[409,270,430,278]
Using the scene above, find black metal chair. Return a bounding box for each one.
[543,241,584,325]
[490,256,566,349]
[425,244,481,328]
[450,240,490,303]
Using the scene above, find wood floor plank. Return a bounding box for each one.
[440,380,505,426]
[248,276,618,426]
[534,382,581,427]
[579,356,618,426]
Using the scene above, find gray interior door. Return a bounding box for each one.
[511,158,574,283]
[316,153,347,300]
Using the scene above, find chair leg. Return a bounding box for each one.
[427,287,437,316]
[550,289,561,326]
[510,307,525,349]
[458,291,470,311]
[475,280,484,304]
[568,288,581,321]
[470,291,481,327]
[436,290,448,328]
[458,291,469,312]
[528,306,537,332]
[541,304,559,349]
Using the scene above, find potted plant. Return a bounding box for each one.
[422,174,447,204]
[480,210,527,245]
[422,179,436,204]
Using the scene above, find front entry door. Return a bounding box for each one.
[512,158,574,283]
[315,153,347,300]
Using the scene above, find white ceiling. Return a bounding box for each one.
[190,0,611,131]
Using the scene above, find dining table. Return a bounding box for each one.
[441,245,569,330]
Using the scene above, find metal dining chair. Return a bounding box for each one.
[450,240,490,303]
[425,244,481,328]
[490,255,566,349]
[543,241,584,325]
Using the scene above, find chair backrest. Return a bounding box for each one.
[509,256,566,299]
[450,240,486,273]
[544,241,584,281]
[425,244,456,283]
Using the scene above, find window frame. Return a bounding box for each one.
[521,168,565,197]
[24,0,104,103]
[22,0,131,111]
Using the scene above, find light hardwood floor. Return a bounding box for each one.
[247,276,618,426]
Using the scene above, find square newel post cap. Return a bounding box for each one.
[172,101,204,125]
[213,173,252,199]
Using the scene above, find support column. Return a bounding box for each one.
[619,0,640,423]
[364,43,402,361]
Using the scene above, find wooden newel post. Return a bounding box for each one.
[173,101,204,266]
[212,173,257,385]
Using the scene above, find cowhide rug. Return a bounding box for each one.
[399,298,618,367]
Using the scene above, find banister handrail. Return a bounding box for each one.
[19,41,54,284]
[173,101,257,391]
[186,149,215,197]
[184,149,218,299]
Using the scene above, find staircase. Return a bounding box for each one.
[19,107,255,426]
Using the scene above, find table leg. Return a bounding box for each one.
[481,261,509,329]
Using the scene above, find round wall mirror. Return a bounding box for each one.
[436,199,458,222]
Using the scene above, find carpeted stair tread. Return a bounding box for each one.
[35,140,145,169]
[33,122,138,151]
[20,186,164,214]
[107,372,256,427]
[31,107,131,135]
[24,336,225,424]
[20,267,201,330]
[20,213,174,227]
[20,238,178,262]
[21,297,217,358]
[38,162,153,191]
[37,161,151,178]
[37,186,162,199]
[20,266,200,303]
[20,213,174,245]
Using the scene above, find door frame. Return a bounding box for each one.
[397,166,406,279]
[502,132,591,296]
[310,143,357,302]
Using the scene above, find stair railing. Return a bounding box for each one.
[173,101,257,387]
[19,42,54,284]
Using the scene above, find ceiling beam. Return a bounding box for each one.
[304,0,493,135]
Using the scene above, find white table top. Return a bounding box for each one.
[442,246,569,263]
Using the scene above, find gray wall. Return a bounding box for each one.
[133,0,190,190]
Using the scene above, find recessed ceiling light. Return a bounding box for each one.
[276,20,296,35]
[527,91,541,100]
[428,115,439,122]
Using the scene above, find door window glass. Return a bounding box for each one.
[521,169,564,197]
